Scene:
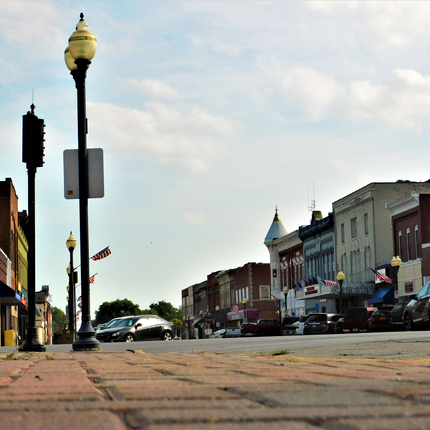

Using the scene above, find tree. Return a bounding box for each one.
[52,307,67,333]
[149,300,181,321]
[94,299,144,326]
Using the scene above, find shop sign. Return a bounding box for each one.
[304,285,319,296]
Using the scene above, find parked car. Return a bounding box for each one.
[403,282,430,330]
[368,307,394,331]
[210,329,226,338]
[95,315,176,342]
[282,316,300,328]
[304,313,344,334]
[283,320,299,335]
[343,307,377,332]
[224,328,242,338]
[391,301,408,330]
[241,319,282,336]
[296,315,310,335]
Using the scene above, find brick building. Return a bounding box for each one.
[0,178,28,345]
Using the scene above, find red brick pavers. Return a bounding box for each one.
[1,351,430,430]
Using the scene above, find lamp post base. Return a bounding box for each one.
[72,322,101,351]
[19,337,46,352]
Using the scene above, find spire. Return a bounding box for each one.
[264,208,287,244]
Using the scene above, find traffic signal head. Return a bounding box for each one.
[22,112,45,167]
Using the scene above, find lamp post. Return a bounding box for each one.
[283,287,288,320]
[391,255,402,300]
[215,305,220,329]
[336,271,346,314]
[65,13,100,350]
[242,298,248,324]
[187,314,191,339]
[66,232,77,338]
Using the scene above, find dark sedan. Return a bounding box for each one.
[96,315,176,342]
[403,282,430,331]
[368,307,393,331]
[390,301,408,330]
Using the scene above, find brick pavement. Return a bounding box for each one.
[1,350,430,430]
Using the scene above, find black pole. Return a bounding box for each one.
[71,59,100,350]
[68,247,75,338]
[339,280,344,314]
[20,165,45,352]
[284,291,288,319]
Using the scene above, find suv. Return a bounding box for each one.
[343,307,377,332]
[304,313,344,334]
[96,315,176,342]
[403,282,430,330]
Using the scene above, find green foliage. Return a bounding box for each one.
[149,301,182,321]
[94,299,144,326]
[52,307,67,334]
[171,318,183,335]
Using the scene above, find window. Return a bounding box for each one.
[416,226,420,258]
[407,228,411,261]
[351,218,357,239]
[260,285,270,300]
[341,223,345,243]
[398,231,403,261]
[364,213,369,235]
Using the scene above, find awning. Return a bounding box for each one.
[367,286,394,305]
[192,318,202,328]
[0,280,27,307]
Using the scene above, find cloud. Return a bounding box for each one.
[123,78,180,99]
[189,34,241,56]
[183,212,209,225]
[0,1,68,59]
[87,101,240,172]
[265,61,430,129]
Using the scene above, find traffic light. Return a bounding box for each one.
[22,111,45,167]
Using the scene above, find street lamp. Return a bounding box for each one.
[242,298,248,324]
[336,271,346,314]
[199,310,204,339]
[65,13,100,350]
[283,287,288,320]
[66,232,77,338]
[215,305,220,329]
[391,255,402,299]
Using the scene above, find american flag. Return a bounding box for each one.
[324,280,337,287]
[90,276,95,284]
[91,247,111,261]
[370,268,392,284]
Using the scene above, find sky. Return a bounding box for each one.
[2,0,430,318]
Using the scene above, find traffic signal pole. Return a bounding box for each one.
[20,104,46,352]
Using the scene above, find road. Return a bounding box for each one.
[1,330,429,359]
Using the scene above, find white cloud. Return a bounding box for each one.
[183,212,209,225]
[87,101,240,172]
[0,1,68,59]
[123,78,180,99]
[190,34,241,56]
[266,61,430,129]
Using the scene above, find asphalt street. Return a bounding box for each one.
[1,330,429,359]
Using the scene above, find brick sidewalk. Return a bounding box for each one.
[1,350,430,429]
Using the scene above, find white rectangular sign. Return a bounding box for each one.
[64,149,104,199]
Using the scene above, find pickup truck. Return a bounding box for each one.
[241,319,283,336]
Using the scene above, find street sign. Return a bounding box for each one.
[205,317,213,324]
